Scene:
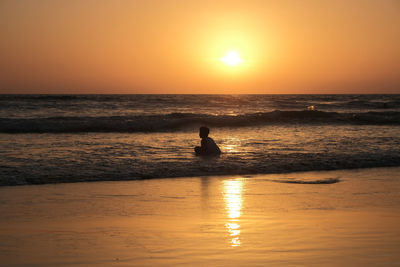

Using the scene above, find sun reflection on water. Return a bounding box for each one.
[223,179,243,247]
[221,137,242,154]
[226,222,241,246]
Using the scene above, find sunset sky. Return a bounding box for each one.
[1,0,399,94]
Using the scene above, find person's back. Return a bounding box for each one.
[194,126,221,156]
[203,136,221,155]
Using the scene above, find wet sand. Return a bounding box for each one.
[0,167,400,266]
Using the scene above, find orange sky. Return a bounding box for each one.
[1,0,399,94]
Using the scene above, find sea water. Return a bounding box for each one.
[1,94,400,186]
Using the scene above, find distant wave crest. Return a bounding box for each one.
[1,110,400,133]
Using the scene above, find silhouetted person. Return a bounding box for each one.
[195,126,221,156]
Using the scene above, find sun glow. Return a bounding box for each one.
[220,50,243,67]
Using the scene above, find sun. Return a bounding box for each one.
[220,50,243,67]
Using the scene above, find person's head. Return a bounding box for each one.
[199,126,209,138]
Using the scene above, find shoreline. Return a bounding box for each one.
[1,165,399,188]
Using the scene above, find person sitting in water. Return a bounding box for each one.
[195,126,221,156]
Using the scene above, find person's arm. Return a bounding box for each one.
[195,138,207,155]
[216,144,221,154]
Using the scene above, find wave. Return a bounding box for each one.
[2,94,400,108]
[1,110,400,133]
[1,146,399,186]
[267,177,340,184]
[0,94,86,101]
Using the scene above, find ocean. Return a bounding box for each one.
[1,94,400,186]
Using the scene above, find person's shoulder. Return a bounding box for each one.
[207,137,220,149]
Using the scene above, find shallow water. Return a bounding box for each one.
[1,125,400,185]
[0,167,399,266]
[1,94,400,186]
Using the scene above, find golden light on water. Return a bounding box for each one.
[224,180,243,219]
[223,144,237,153]
[226,222,241,247]
[223,179,244,247]
[222,137,241,153]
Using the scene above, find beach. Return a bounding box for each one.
[2,0,400,264]
[1,95,400,266]
[1,167,399,266]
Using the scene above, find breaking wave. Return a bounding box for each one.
[1,110,400,133]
